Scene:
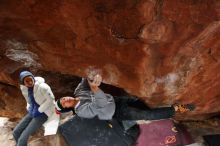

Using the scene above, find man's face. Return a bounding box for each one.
[60,97,75,108]
[23,76,34,87]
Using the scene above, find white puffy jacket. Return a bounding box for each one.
[20,77,59,135]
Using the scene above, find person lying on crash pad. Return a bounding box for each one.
[55,70,195,145]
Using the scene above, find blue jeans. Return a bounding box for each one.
[13,113,48,146]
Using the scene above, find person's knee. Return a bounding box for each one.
[12,128,20,141]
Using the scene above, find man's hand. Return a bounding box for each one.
[87,74,102,92]
[88,74,102,86]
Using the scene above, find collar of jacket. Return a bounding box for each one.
[20,77,45,91]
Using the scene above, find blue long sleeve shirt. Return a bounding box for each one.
[28,87,44,117]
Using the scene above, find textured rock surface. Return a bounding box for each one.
[0,84,25,119]
[183,117,220,146]
[0,0,220,120]
[0,118,67,146]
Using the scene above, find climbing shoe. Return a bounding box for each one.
[173,103,195,113]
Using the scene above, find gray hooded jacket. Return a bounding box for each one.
[74,78,115,120]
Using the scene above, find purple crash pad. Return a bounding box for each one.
[134,119,194,146]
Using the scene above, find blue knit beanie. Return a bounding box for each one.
[19,71,34,85]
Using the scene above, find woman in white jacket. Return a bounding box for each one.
[13,71,58,146]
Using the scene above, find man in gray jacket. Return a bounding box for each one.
[55,73,194,124]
